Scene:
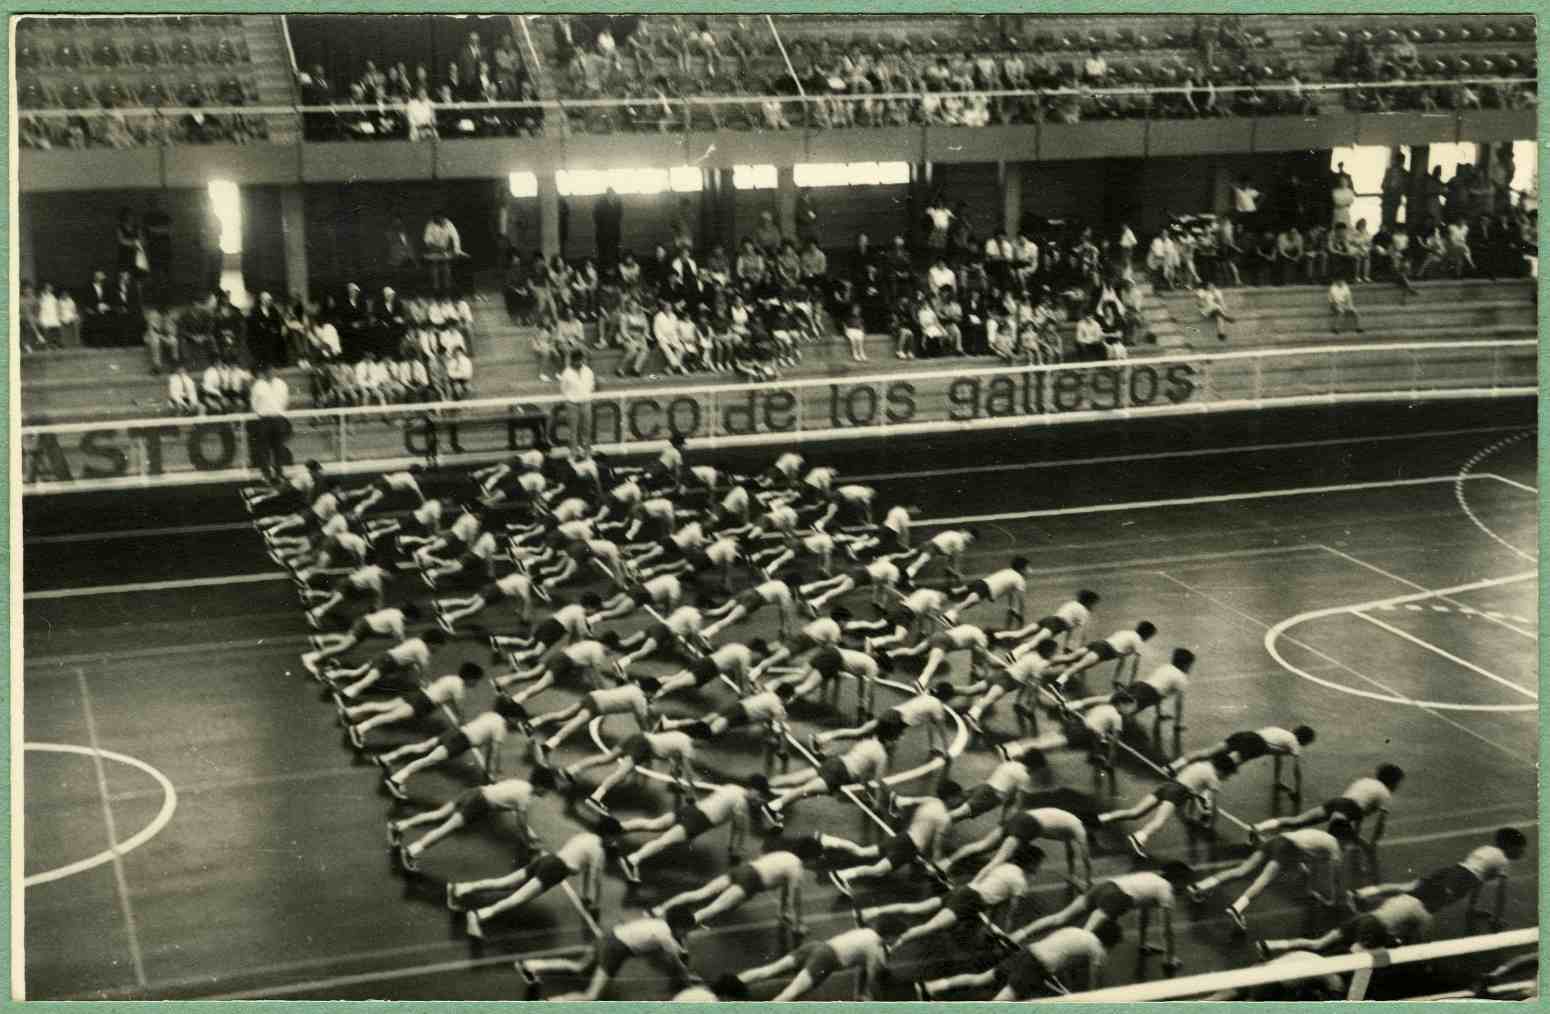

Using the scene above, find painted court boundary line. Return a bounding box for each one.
[25,471,1493,601]
[1351,611,1535,699]
[1320,546,1537,641]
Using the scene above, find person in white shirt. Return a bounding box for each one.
[1328,278,1363,333]
[445,348,473,399]
[422,210,463,295]
[886,622,993,692]
[763,730,896,820]
[1011,865,1191,972]
[248,363,291,481]
[644,639,769,703]
[557,350,596,451]
[613,779,773,881]
[864,861,1031,952]
[824,789,960,897]
[432,570,535,631]
[1258,892,1432,958]
[1082,45,1107,81]
[918,922,1121,999]
[1169,724,1315,775]
[1046,620,1157,690]
[945,802,1094,888]
[846,585,948,653]
[1067,648,1194,719]
[1097,753,1237,858]
[1251,763,1405,840]
[1188,825,1352,931]
[717,926,888,1002]
[1196,282,1235,342]
[405,86,437,141]
[904,527,977,581]
[1351,827,1525,914]
[519,914,693,1002]
[926,257,957,294]
[954,640,1057,735]
[167,363,201,414]
[948,556,1030,618]
[997,589,1100,656]
[558,728,700,819]
[378,706,510,800]
[301,602,424,673]
[812,685,955,756]
[526,681,653,762]
[658,684,794,742]
[650,844,816,935]
[340,662,481,746]
[450,830,604,940]
[499,632,622,706]
[798,557,901,614]
[389,773,535,873]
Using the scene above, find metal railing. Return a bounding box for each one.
[1040,926,1535,1002]
[19,340,1536,492]
[16,75,1537,150]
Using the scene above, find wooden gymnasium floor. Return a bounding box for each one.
[19,399,1539,1001]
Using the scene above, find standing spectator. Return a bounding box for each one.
[456,32,485,87]
[923,195,953,257]
[115,207,143,277]
[558,350,596,452]
[1115,224,1136,278]
[338,282,371,359]
[1330,170,1356,228]
[34,282,59,351]
[248,363,291,482]
[406,87,437,141]
[142,197,173,299]
[594,187,624,271]
[143,307,179,374]
[201,200,225,295]
[1230,175,1261,233]
[1422,166,1446,224]
[57,285,80,348]
[112,269,143,346]
[248,291,285,367]
[1275,225,1304,286]
[1380,152,1409,231]
[754,210,783,254]
[385,217,417,291]
[795,191,820,247]
[1328,277,1363,333]
[423,211,464,296]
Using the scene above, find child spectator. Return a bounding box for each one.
[843,303,867,362]
[168,363,201,415]
[35,282,60,350]
[1196,282,1235,342]
[143,307,179,373]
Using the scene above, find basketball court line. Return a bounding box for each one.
[1320,545,1536,641]
[1350,611,1536,700]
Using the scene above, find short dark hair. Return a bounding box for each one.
[1376,763,1405,789]
[1136,620,1157,639]
[1495,827,1528,858]
[1078,589,1101,607]
[1293,725,1316,746]
[1171,648,1196,671]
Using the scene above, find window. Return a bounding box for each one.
[792,161,911,188]
[1426,142,1478,176]
[1510,139,1536,199]
[733,163,777,190]
[1330,146,1395,227]
[508,171,538,198]
[207,179,242,255]
[554,167,704,197]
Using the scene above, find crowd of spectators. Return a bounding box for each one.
[297,29,543,141]
[503,192,1168,379]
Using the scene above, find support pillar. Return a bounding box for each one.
[17,195,35,286]
[539,172,561,259]
[717,168,738,249]
[279,184,308,301]
[776,165,797,239]
[1002,161,1024,239]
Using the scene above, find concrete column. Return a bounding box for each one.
[1002,161,1024,239]
[279,185,308,301]
[717,168,738,248]
[539,172,561,259]
[17,195,35,285]
[776,165,797,238]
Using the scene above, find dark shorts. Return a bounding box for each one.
[441,533,470,558]
[885,605,916,631]
[339,579,374,600]
[1266,834,1306,866]
[530,852,572,889]
[795,942,842,987]
[1154,781,1194,807]
[847,566,873,587]
[654,536,685,559]
[1225,731,1270,762]
[375,651,410,676]
[1411,864,1481,912]
[598,931,635,977]
[728,862,767,897]
[818,756,851,793]
[405,689,437,719]
[927,631,958,652]
[548,652,582,682]
[733,588,768,613]
[1007,811,1045,843]
[348,617,377,641]
[994,672,1026,694]
[437,728,473,758]
[788,632,822,656]
[679,804,715,841]
[1130,681,1163,712]
[965,579,993,601]
[477,582,505,602]
[811,647,845,680]
[964,784,1006,819]
[645,623,676,654]
[628,585,655,608]
[566,541,594,562]
[716,701,752,727]
[1089,881,1135,920]
[690,657,722,687]
[944,885,988,922]
[1062,718,1099,752]
[455,786,492,823]
[533,617,566,647]
[621,733,655,764]
[1003,949,1053,999]
[636,514,672,541]
[883,832,919,868]
[1323,797,1365,824]
[1085,639,1120,662]
[1037,615,1071,634]
[877,709,909,739]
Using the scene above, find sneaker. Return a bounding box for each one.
[302,654,321,679]
[397,843,420,873]
[828,871,853,899]
[384,776,409,802]
[347,723,365,750]
[387,823,402,848]
[963,713,984,736]
[1225,906,1247,933]
[532,585,552,605]
[807,733,825,757]
[1126,834,1149,859]
[617,854,641,884]
[1254,940,1270,961]
[465,910,483,939]
[305,612,321,631]
[437,615,455,635]
[995,743,1011,763]
[516,961,539,985]
[914,983,930,1002]
[1186,883,1206,904]
[584,797,612,819]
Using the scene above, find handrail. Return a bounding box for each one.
[16,75,1537,120]
[276,13,300,77]
[1040,927,1536,1002]
[19,339,1537,436]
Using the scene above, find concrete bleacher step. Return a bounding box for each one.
[1166,278,1533,311]
[1163,322,1531,351]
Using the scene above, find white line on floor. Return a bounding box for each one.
[1480,472,1539,495]
[1351,610,1536,700]
[25,571,286,601]
[1319,546,1536,640]
[76,668,148,987]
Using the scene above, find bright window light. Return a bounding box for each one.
[207,179,242,256]
[793,161,911,188]
[733,164,777,190]
[793,162,850,188]
[508,171,538,198]
[1510,139,1537,198]
[555,166,704,197]
[1427,142,1478,176]
[873,161,911,185]
[1329,145,1389,195]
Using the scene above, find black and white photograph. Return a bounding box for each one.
[13,10,1540,1002]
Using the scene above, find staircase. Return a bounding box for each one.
[240,15,300,142]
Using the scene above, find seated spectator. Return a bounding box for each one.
[1328,277,1363,333]
[35,282,60,351]
[1275,225,1304,285]
[1082,45,1108,83]
[926,256,956,294]
[406,88,437,141]
[1073,309,1105,360]
[1195,281,1235,342]
[445,346,473,398]
[143,306,179,374]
